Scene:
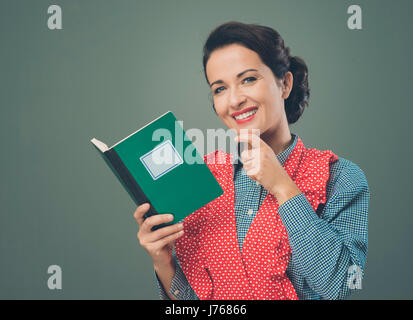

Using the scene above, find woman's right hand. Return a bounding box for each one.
[133,203,184,268]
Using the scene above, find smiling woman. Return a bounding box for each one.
[134,21,370,300]
[204,22,309,126]
[206,44,293,155]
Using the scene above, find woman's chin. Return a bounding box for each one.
[234,122,262,134]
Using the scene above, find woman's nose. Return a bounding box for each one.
[228,87,247,109]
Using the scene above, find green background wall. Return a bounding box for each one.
[1,0,411,299]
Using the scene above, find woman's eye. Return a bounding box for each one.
[242,77,257,84]
[214,86,225,95]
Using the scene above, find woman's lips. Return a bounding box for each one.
[232,107,258,124]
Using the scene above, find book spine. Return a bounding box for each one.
[104,148,158,219]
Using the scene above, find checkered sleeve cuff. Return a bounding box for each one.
[155,255,197,300]
[278,193,317,235]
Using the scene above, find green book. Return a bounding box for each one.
[91,111,223,229]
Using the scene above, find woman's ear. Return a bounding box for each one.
[281,71,293,99]
[209,92,218,115]
[212,103,217,115]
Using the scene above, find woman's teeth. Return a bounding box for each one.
[234,108,257,120]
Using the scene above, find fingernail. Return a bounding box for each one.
[168,214,174,220]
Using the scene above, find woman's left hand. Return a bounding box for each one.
[235,132,302,205]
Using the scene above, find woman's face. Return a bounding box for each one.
[206,44,291,137]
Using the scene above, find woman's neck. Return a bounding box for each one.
[260,123,293,155]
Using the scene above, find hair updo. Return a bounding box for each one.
[202,21,310,124]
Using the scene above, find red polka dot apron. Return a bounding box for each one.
[175,136,338,300]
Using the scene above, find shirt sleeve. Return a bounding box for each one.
[278,160,370,300]
[154,253,199,300]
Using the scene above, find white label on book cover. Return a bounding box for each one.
[140,140,183,180]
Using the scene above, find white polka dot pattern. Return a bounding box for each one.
[175,137,338,300]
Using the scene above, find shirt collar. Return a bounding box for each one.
[276,133,297,166]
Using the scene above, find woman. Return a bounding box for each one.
[133,21,369,300]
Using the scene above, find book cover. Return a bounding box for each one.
[91,111,223,228]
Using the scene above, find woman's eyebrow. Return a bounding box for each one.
[209,68,258,87]
[236,68,258,78]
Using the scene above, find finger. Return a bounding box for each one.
[141,213,174,233]
[241,148,260,163]
[237,133,261,146]
[240,149,255,162]
[245,165,260,177]
[243,157,260,173]
[146,222,184,243]
[242,160,251,171]
[152,229,185,249]
[133,203,151,226]
[235,131,261,150]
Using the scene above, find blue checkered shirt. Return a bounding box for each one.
[156,133,370,300]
